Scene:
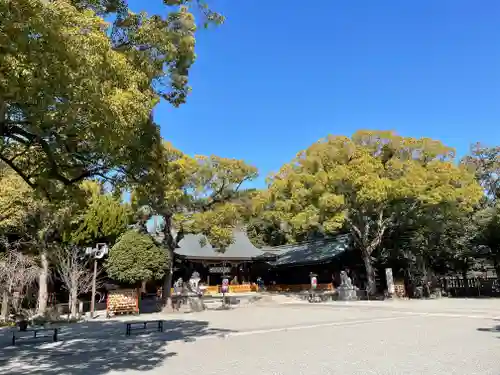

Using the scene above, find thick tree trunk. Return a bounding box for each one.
[37,250,49,316]
[161,252,173,310]
[362,251,377,296]
[160,212,180,310]
[1,290,9,321]
[348,208,390,297]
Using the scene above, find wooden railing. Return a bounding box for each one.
[165,283,334,295]
[169,284,257,295]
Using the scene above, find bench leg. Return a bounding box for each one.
[158,320,163,332]
[53,329,58,342]
[126,325,130,336]
[12,332,15,346]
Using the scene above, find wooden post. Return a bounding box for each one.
[90,258,97,318]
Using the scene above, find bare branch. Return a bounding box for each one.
[53,246,102,316]
[0,249,40,315]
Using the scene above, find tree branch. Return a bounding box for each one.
[0,154,36,189]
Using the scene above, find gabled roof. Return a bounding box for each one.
[175,230,266,261]
[174,229,350,266]
[267,234,350,266]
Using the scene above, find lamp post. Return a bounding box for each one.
[85,243,108,318]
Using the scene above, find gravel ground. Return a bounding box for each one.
[1,298,500,375]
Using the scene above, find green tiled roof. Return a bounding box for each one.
[175,230,266,260]
[174,230,350,266]
[267,234,350,266]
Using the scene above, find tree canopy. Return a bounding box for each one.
[67,181,132,246]
[106,230,170,285]
[0,0,159,195]
[254,130,483,293]
[132,142,258,250]
[0,0,222,196]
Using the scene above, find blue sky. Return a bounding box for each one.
[128,0,500,188]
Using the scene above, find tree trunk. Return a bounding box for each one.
[160,212,180,310]
[362,251,376,296]
[0,290,9,321]
[348,208,389,297]
[462,269,469,297]
[37,249,49,316]
[161,249,174,310]
[69,284,78,319]
[493,257,500,279]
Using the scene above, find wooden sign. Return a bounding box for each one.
[209,266,231,274]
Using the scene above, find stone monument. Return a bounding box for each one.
[186,271,205,312]
[337,271,358,301]
[385,268,395,297]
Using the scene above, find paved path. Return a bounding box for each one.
[1,298,500,374]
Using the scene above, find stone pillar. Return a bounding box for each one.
[385,268,395,296]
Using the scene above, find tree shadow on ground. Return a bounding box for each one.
[476,318,500,337]
[0,319,235,375]
[477,325,500,333]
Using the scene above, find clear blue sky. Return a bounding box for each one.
[128,0,500,188]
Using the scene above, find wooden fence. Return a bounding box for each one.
[442,277,500,297]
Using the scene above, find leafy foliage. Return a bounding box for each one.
[462,143,500,202]
[0,165,39,234]
[256,130,483,293]
[67,181,132,246]
[132,142,258,250]
[0,0,159,195]
[106,230,170,284]
[0,0,223,196]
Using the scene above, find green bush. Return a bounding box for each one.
[105,230,170,285]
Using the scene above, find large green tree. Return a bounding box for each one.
[461,144,500,277]
[132,142,258,305]
[0,0,222,195]
[256,130,483,294]
[381,203,482,295]
[0,169,74,315]
[0,0,157,194]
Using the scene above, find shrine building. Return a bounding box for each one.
[172,230,354,294]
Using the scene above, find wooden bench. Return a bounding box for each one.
[12,328,59,346]
[125,320,164,336]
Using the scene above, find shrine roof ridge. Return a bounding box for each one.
[175,230,266,261]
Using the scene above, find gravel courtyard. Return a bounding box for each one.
[1,298,500,375]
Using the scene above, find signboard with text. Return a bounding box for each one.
[209,266,231,274]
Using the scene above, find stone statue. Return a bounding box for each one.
[340,271,353,288]
[337,270,357,301]
[188,271,201,294]
[173,278,183,295]
[186,271,204,312]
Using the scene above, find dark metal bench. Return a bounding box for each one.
[125,320,164,336]
[12,327,59,346]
